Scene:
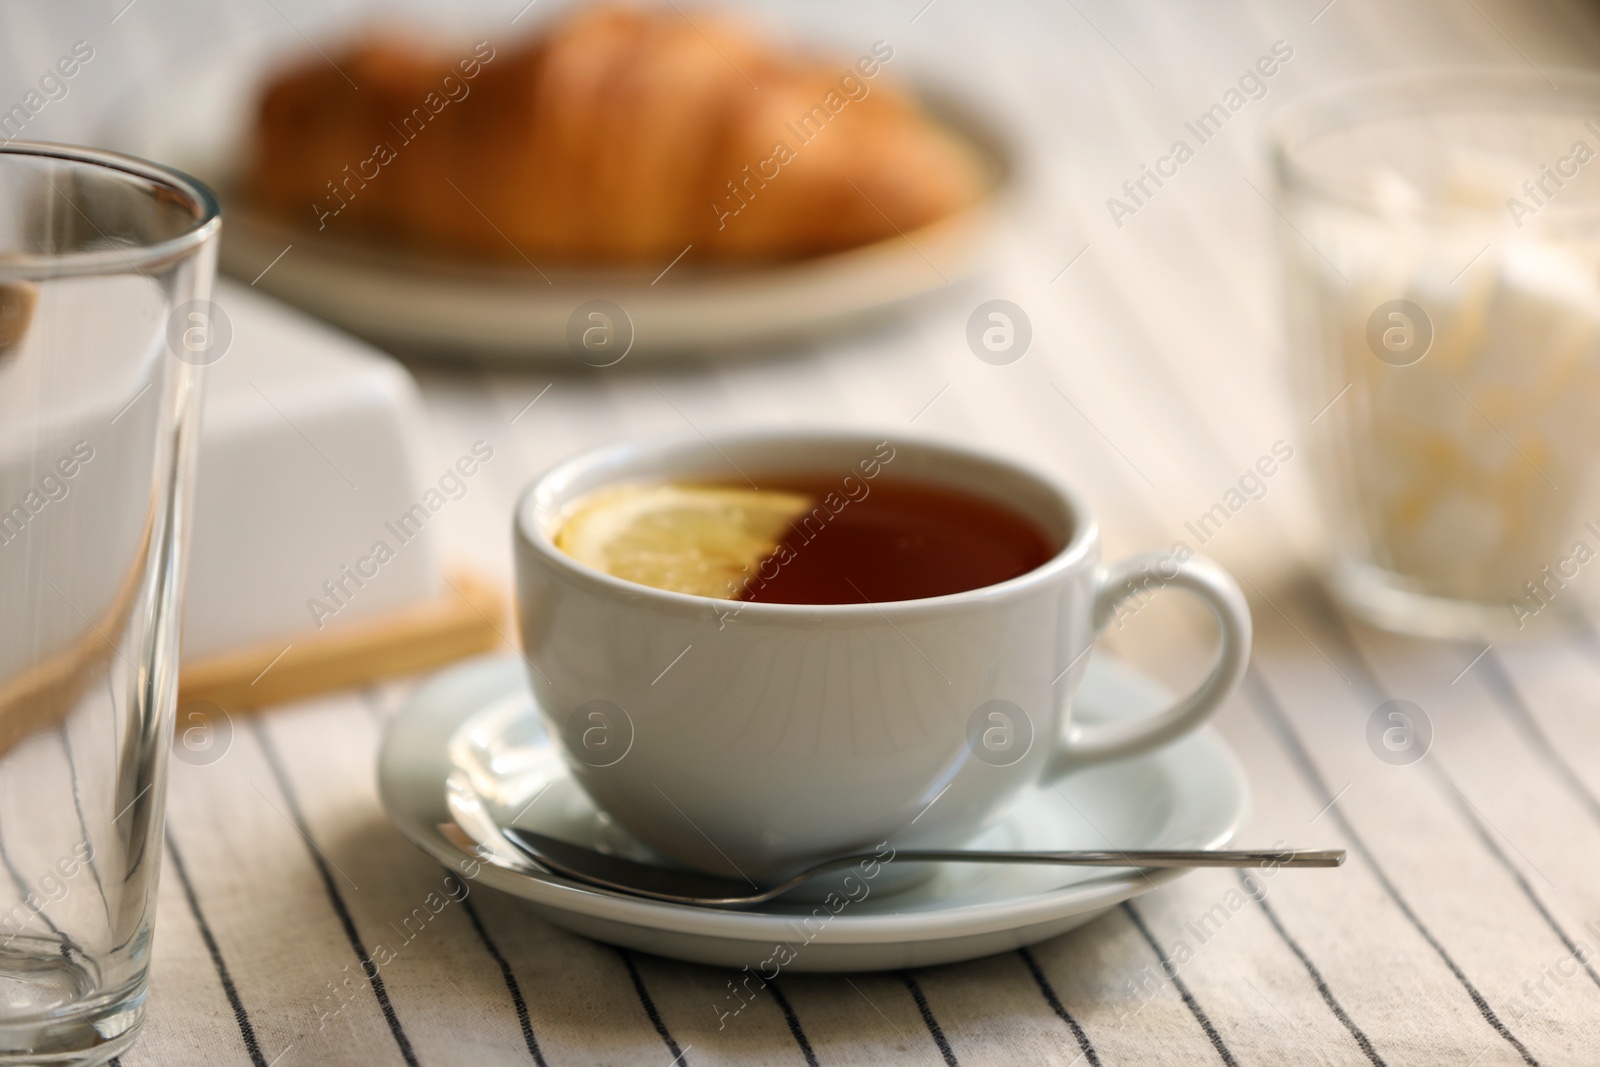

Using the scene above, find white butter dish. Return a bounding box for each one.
[180,280,500,707]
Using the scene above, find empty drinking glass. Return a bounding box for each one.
[0,143,218,1062]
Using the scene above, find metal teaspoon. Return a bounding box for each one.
[441,822,1343,909]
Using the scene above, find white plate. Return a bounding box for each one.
[377,654,1250,972]
[107,57,1012,362]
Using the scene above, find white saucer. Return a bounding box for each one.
[377,655,1249,972]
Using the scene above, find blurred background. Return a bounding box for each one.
[7,0,1600,690]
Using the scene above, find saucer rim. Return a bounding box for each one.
[378,654,1251,947]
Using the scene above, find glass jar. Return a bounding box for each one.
[1270,70,1600,637]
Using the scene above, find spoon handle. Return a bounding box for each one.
[454,823,1344,908]
[882,848,1343,868]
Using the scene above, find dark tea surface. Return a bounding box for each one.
[738,475,1057,605]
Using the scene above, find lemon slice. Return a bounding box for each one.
[555,483,813,598]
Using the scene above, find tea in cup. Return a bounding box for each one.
[514,431,1251,879]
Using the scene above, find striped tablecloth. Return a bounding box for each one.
[12,0,1600,1063]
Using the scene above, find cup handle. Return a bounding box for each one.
[1044,551,1252,776]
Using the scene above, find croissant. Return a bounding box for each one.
[246,4,986,266]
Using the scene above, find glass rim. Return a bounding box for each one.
[0,141,221,276]
[1265,66,1600,219]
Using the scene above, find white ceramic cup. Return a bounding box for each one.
[514,431,1251,880]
